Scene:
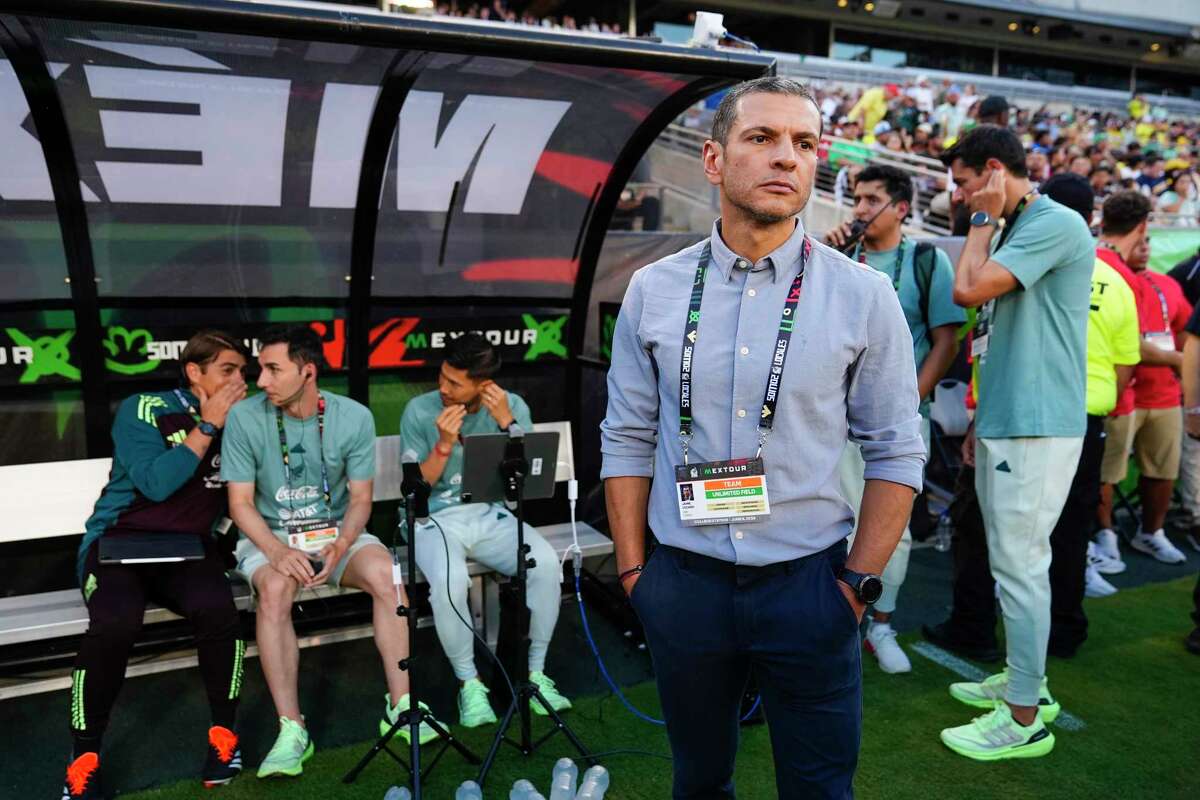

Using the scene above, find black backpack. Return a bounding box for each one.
[913,240,937,331]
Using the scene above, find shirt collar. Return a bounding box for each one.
[708,218,807,284]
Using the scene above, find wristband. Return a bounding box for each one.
[435,441,453,457]
[618,564,644,583]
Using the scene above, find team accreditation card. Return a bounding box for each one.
[674,458,771,527]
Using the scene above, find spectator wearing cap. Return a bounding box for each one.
[976,96,1010,127]
[847,83,898,139]
[1040,173,1140,650]
[1095,191,1192,570]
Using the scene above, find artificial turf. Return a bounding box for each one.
[107,575,1199,800]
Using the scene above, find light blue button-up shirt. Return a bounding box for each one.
[600,219,926,566]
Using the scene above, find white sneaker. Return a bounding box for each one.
[1130,528,1188,564]
[1087,541,1126,575]
[864,621,912,674]
[1084,564,1118,598]
[1094,528,1122,563]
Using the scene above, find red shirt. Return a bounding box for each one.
[1099,247,1192,411]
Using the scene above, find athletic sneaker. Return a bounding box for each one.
[1087,540,1126,575]
[61,752,101,799]
[948,669,1060,723]
[940,703,1055,761]
[457,678,498,728]
[384,693,440,745]
[1130,528,1188,564]
[1094,528,1122,563]
[202,725,242,787]
[864,621,912,674]
[1084,564,1118,598]
[256,716,314,778]
[529,671,572,715]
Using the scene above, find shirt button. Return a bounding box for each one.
[747,288,757,297]
[736,259,750,270]
[737,409,746,418]
[740,346,749,356]
[735,530,744,540]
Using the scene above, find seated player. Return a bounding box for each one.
[222,325,431,780]
[400,333,571,728]
[64,331,249,799]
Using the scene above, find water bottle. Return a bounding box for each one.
[933,513,953,553]
[510,778,538,800]
[455,781,483,800]
[384,787,411,800]
[549,757,578,800]
[576,765,610,799]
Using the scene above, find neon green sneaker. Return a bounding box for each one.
[940,703,1055,761]
[457,679,498,728]
[948,669,1061,723]
[383,693,440,745]
[256,717,314,778]
[529,671,572,716]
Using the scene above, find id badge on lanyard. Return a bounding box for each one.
[673,236,811,527]
[972,193,1035,363]
[1143,281,1174,352]
[287,519,339,553]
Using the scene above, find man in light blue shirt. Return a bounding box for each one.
[825,163,965,675]
[938,125,1092,762]
[601,76,924,799]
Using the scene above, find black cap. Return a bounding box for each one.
[978,96,1009,119]
[1041,172,1094,224]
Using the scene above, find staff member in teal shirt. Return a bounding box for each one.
[940,125,1093,761]
[826,163,965,675]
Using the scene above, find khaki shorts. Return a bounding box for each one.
[1100,407,1182,483]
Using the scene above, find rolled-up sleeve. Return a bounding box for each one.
[600,269,659,479]
[847,279,927,491]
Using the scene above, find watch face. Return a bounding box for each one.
[860,576,884,604]
[970,211,989,226]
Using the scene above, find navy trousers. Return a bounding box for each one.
[630,542,862,799]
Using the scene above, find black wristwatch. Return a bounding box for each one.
[838,568,883,604]
[196,419,220,437]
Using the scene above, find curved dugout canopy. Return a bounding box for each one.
[0,0,772,465]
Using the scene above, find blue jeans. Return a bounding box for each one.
[630,542,862,799]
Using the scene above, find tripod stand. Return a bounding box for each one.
[342,464,479,796]
[475,432,593,786]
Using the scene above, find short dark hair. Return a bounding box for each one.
[855,164,914,211]
[711,77,819,146]
[258,324,327,374]
[1101,190,1151,236]
[1040,173,1094,225]
[179,329,249,387]
[940,124,1028,177]
[445,333,501,379]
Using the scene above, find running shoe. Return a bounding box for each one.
[1087,540,1126,575]
[940,703,1055,761]
[256,716,313,778]
[61,752,101,799]
[457,679,498,728]
[529,671,572,715]
[864,621,912,674]
[948,669,1060,723]
[1130,529,1188,564]
[202,725,242,787]
[383,693,440,745]
[1084,564,1118,598]
[1094,527,1122,563]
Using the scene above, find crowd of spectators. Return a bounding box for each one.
[816,77,1200,225]
[433,1,626,34]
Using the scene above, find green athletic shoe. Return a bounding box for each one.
[529,671,572,716]
[383,693,440,745]
[256,717,314,778]
[457,679,498,728]
[948,669,1061,723]
[940,703,1055,761]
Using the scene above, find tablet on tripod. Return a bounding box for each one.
[460,431,559,503]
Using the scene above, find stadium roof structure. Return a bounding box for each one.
[948,0,1197,40]
[0,0,771,456]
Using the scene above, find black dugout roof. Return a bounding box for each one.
[0,0,772,460]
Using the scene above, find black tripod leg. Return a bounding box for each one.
[342,711,414,784]
[424,711,482,765]
[528,687,594,763]
[476,699,519,785]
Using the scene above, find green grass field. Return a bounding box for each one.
[124,576,1199,800]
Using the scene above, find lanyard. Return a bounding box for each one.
[173,389,200,422]
[994,191,1036,253]
[678,235,813,463]
[853,238,906,291]
[1146,279,1171,331]
[275,394,331,512]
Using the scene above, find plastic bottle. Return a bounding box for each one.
[933,513,953,553]
[455,781,483,800]
[576,765,610,799]
[549,757,578,800]
[384,787,412,800]
[510,778,538,800]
